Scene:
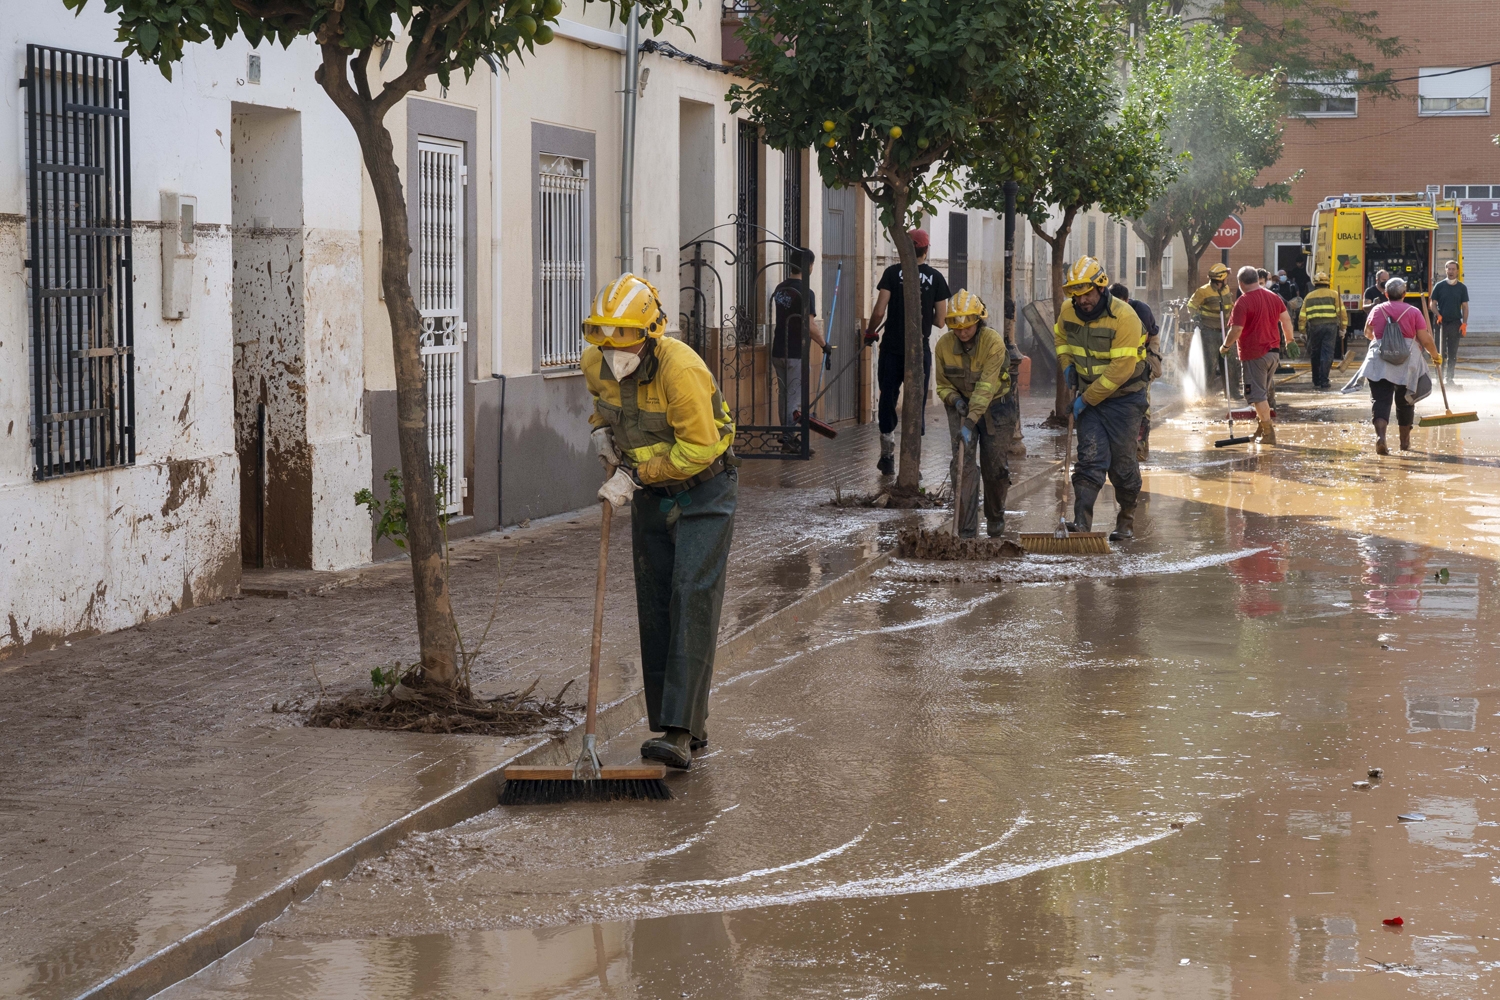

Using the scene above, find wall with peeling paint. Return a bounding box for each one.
[0,5,370,655]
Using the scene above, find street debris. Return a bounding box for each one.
[1434,567,1450,583]
[1398,813,1426,823]
[828,486,948,510]
[1353,780,1370,789]
[1383,916,1405,927]
[303,670,580,736]
[1369,767,1384,779]
[895,528,1025,560]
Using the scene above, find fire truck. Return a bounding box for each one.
[1306,191,1464,331]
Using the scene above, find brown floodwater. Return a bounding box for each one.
[160,382,1500,998]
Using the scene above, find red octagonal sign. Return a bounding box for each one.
[1212,214,1244,250]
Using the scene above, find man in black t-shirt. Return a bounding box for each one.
[1428,259,1469,385]
[770,260,826,437]
[861,228,951,475]
[1363,269,1391,307]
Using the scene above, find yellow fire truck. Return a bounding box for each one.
[1307,191,1463,330]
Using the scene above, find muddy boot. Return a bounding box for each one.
[1109,505,1137,542]
[987,518,1005,538]
[877,433,895,475]
[640,727,694,770]
[1256,419,1277,445]
[1068,483,1099,533]
[1374,418,1389,455]
[1399,425,1412,451]
[690,733,708,751]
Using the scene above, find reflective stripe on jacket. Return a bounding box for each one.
[584,337,735,483]
[1188,282,1236,326]
[1054,296,1148,406]
[1297,285,1346,333]
[935,325,1010,424]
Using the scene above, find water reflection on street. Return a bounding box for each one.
[162,387,1500,998]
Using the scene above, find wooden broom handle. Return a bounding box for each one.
[586,500,612,738]
[952,438,964,536]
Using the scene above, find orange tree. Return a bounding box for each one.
[64,0,686,687]
[965,6,1174,426]
[728,0,1061,491]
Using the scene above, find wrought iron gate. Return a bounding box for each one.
[417,138,465,513]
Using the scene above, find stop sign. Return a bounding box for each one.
[1211,214,1244,250]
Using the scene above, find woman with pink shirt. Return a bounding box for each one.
[1347,277,1441,454]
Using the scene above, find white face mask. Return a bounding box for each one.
[605,349,642,380]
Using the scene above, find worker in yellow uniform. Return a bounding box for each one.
[1188,262,1240,397]
[934,290,1015,538]
[1297,270,1348,391]
[1054,258,1149,542]
[583,273,737,770]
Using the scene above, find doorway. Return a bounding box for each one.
[821,184,858,423]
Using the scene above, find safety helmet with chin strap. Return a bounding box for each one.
[1062,256,1110,298]
[945,288,989,328]
[583,273,666,348]
[1208,262,1230,281]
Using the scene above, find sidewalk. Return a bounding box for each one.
[0,393,1072,1000]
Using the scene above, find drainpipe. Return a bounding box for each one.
[489,58,503,377]
[620,16,640,273]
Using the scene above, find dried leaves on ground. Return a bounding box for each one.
[301,672,580,736]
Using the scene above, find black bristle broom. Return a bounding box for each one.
[500,500,671,804]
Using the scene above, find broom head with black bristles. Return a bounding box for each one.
[499,762,671,804]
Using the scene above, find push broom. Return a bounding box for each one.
[1418,368,1478,428]
[1018,407,1111,555]
[499,501,671,804]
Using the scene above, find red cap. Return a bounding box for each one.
[908,228,930,249]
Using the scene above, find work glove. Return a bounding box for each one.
[948,393,968,412]
[824,343,836,369]
[1283,340,1301,360]
[597,466,639,509]
[958,421,976,449]
[1462,323,1468,337]
[1064,365,1077,390]
[591,426,623,470]
[1430,352,1443,365]
[1071,395,1087,420]
[863,329,880,346]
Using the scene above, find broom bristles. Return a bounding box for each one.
[1418,411,1479,427]
[499,777,672,805]
[1016,532,1112,555]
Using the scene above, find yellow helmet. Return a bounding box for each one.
[1062,257,1109,298]
[583,273,666,348]
[945,289,988,328]
[1208,263,1230,281]
[1314,270,1330,283]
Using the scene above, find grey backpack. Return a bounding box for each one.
[1377,304,1411,365]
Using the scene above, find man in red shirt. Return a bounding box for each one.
[1221,265,1293,444]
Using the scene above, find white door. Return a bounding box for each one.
[418,138,466,514]
[1463,228,1500,333]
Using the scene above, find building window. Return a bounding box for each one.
[1134,242,1147,289]
[1418,66,1491,116]
[1447,184,1499,199]
[537,154,590,368]
[1161,244,1174,289]
[418,138,467,514]
[24,45,135,480]
[1289,71,1358,117]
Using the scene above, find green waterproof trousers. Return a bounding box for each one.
[945,394,1017,538]
[630,467,738,740]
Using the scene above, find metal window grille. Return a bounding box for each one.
[23,45,134,480]
[735,120,760,345]
[782,148,802,248]
[418,138,465,515]
[537,154,589,368]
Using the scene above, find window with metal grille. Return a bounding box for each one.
[782,148,802,248]
[537,154,589,368]
[735,120,761,345]
[418,138,466,515]
[23,45,134,480]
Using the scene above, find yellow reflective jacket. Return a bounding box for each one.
[1188,281,1237,327]
[1297,285,1347,333]
[935,325,1011,425]
[584,337,734,484]
[1054,296,1148,406]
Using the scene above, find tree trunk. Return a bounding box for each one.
[1181,228,1206,298]
[318,61,460,685]
[1037,206,1077,429]
[888,197,925,491]
[1142,233,1170,311]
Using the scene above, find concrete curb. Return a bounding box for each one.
[75,545,894,1000]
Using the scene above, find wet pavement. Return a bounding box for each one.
[153,375,1500,999]
[0,393,1071,1000]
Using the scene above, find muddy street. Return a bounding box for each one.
[152,385,1500,999]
